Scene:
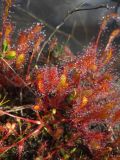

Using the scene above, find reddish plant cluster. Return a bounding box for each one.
[0,0,45,89]
[0,0,120,160]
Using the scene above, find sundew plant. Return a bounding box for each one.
[0,0,120,160]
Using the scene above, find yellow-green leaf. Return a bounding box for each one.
[5,50,16,60]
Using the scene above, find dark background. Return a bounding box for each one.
[0,0,120,51]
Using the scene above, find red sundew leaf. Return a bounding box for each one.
[62,44,97,76]
[36,70,45,94]
[33,34,44,53]
[97,72,112,83]
[101,48,113,66]
[88,109,110,120]
[92,73,112,94]
[49,67,59,86]
[70,46,97,76]
[105,29,120,50]
[100,13,118,31]
[96,13,118,47]
[3,22,14,47]
[82,44,96,61]
[18,141,24,160]
[16,32,29,54]
[73,104,113,125]
[27,23,43,41]
[26,34,45,75]
[17,32,28,45]
[3,22,13,40]
[37,79,45,94]
[112,110,120,123]
[36,67,59,94]
[3,0,12,23]
[16,24,43,54]
[0,32,2,40]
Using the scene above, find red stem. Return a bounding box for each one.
[0,110,41,125]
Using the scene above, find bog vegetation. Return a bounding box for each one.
[0,0,120,159]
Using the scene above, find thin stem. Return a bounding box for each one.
[0,109,41,125]
[35,4,108,64]
[14,6,81,46]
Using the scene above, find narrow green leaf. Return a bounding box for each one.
[2,40,8,53]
